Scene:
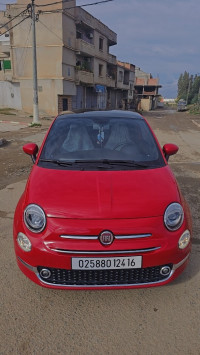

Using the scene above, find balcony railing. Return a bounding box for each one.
[76,39,117,65]
[117,81,129,90]
[76,39,95,57]
[75,69,94,85]
[106,75,116,88]
[75,7,117,45]
[107,53,116,65]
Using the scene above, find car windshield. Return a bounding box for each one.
[39,112,165,170]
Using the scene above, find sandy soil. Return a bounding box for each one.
[0,108,200,355]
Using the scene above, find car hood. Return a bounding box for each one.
[24,166,180,219]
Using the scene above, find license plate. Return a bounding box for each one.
[72,256,142,270]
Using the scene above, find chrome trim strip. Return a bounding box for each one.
[60,233,152,240]
[49,247,160,254]
[19,253,189,289]
[37,270,174,288]
[60,235,98,240]
[23,253,189,288]
[116,234,151,240]
[17,256,37,273]
[172,254,190,271]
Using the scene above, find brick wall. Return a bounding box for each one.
[58,95,72,113]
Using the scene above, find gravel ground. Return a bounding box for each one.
[0,108,199,355]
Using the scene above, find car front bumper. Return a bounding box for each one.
[16,253,190,289]
[13,214,191,289]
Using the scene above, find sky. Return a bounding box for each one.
[1,0,200,98]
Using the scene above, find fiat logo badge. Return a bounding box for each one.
[99,231,114,246]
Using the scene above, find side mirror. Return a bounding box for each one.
[163,143,179,161]
[23,143,38,163]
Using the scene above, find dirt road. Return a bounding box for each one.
[0,109,199,355]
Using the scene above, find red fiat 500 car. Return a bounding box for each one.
[13,110,192,289]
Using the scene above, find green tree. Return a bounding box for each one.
[177,71,190,100]
[190,75,200,104]
[177,73,183,99]
[177,72,200,104]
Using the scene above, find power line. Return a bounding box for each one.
[0,0,114,23]
[36,0,113,8]
[78,0,113,7]
[0,15,30,37]
[0,7,28,31]
[18,22,32,69]
[38,18,63,42]
[38,0,114,15]
[36,0,75,7]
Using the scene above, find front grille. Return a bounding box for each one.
[37,264,173,286]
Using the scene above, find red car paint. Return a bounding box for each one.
[13,111,192,289]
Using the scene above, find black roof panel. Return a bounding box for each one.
[57,110,143,121]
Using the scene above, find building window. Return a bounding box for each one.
[62,98,68,111]
[76,31,82,39]
[99,37,103,51]
[119,70,123,82]
[1,60,11,70]
[99,64,103,77]
[68,67,71,76]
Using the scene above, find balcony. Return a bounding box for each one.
[117,81,129,90]
[95,76,107,86]
[76,39,95,57]
[75,7,117,46]
[75,69,94,85]
[107,53,116,65]
[106,75,116,88]
[143,90,157,96]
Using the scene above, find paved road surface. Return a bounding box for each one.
[0,109,199,355]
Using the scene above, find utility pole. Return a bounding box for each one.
[31,0,39,124]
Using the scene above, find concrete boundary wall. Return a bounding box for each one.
[0,81,22,109]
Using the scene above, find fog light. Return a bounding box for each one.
[17,232,32,252]
[40,268,51,279]
[160,266,171,276]
[178,230,191,249]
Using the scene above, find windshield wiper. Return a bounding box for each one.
[72,159,152,168]
[96,159,151,168]
[39,159,73,166]
[39,159,153,169]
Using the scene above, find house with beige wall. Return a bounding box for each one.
[0,11,22,109]
[116,61,135,109]
[0,0,161,114]
[0,0,119,115]
[73,6,117,111]
[135,67,162,111]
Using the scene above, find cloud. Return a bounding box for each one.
[1,0,200,97]
[0,0,17,10]
[88,0,200,97]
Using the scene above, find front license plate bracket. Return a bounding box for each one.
[71,256,142,270]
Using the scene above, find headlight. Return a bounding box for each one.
[164,203,184,231]
[24,204,46,233]
[17,232,32,252]
[178,230,191,249]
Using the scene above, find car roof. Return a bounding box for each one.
[56,110,143,121]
